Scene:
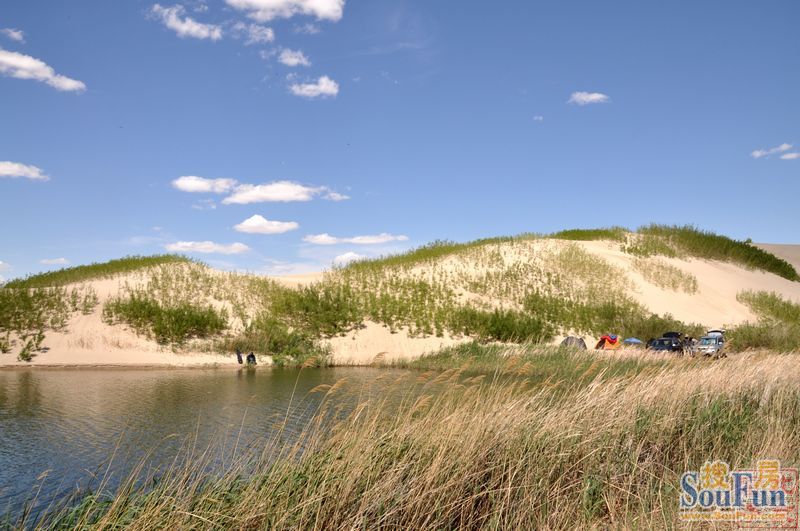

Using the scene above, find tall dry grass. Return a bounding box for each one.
[21,350,800,529]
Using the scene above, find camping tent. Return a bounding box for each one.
[560,336,587,350]
[623,337,644,348]
[595,334,621,350]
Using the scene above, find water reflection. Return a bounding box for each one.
[0,366,412,518]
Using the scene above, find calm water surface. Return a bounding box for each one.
[0,366,414,518]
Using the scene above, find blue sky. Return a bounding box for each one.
[1,0,798,281]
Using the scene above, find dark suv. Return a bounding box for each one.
[649,337,684,354]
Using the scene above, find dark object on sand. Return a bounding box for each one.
[246,352,256,365]
[236,349,243,364]
[560,336,587,350]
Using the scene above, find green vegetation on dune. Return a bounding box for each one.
[729,290,800,352]
[0,285,98,360]
[102,292,228,347]
[3,224,795,360]
[547,226,627,242]
[4,254,193,288]
[632,224,799,281]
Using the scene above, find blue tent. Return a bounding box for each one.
[623,337,643,345]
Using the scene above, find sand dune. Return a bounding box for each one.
[3,240,799,367]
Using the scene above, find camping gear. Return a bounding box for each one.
[595,334,621,350]
[623,337,644,347]
[706,329,725,338]
[662,331,683,339]
[560,336,587,350]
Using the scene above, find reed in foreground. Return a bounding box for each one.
[17,350,800,529]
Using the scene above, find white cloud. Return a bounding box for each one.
[234,214,299,234]
[303,233,408,245]
[172,175,237,193]
[222,180,345,204]
[0,161,49,181]
[279,48,310,66]
[567,91,610,105]
[780,152,800,160]
[191,198,217,210]
[225,0,345,22]
[751,143,792,159]
[289,75,338,98]
[232,22,275,44]
[333,251,365,266]
[0,260,10,271]
[165,241,250,254]
[151,4,223,40]
[0,48,86,92]
[40,257,69,265]
[533,115,544,122]
[261,258,320,276]
[1,28,24,43]
[324,190,349,201]
[293,22,320,34]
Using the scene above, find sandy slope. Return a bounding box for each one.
[3,242,800,367]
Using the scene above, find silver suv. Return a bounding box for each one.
[694,330,725,357]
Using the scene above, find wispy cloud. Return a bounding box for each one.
[751,143,792,159]
[225,0,345,22]
[151,4,223,40]
[261,258,320,276]
[303,233,408,245]
[0,48,86,92]
[40,257,69,265]
[172,175,237,193]
[234,214,299,234]
[0,161,49,181]
[293,22,320,34]
[567,91,610,106]
[1,28,24,43]
[533,115,544,122]
[222,180,346,204]
[165,241,250,254]
[232,21,274,44]
[279,48,310,66]
[289,75,338,98]
[780,152,800,160]
[333,251,365,266]
[191,198,217,210]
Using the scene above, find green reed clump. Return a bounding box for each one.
[217,313,328,366]
[342,236,537,272]
[738,290,800,325]
[632,224,799,281]
[728,291,800,352]
[0,285,97,360]
[269,283,363,337]
[447,307,554,342]
[5,254,193,288]
[547,226,628,241]
[523,291,703,340]
[103,293,228,347]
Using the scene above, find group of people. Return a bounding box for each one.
[235,349,257,366]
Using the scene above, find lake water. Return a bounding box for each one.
[0,366,414,519]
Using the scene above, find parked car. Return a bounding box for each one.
[649,337,684,354]
[694,331,726,357]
